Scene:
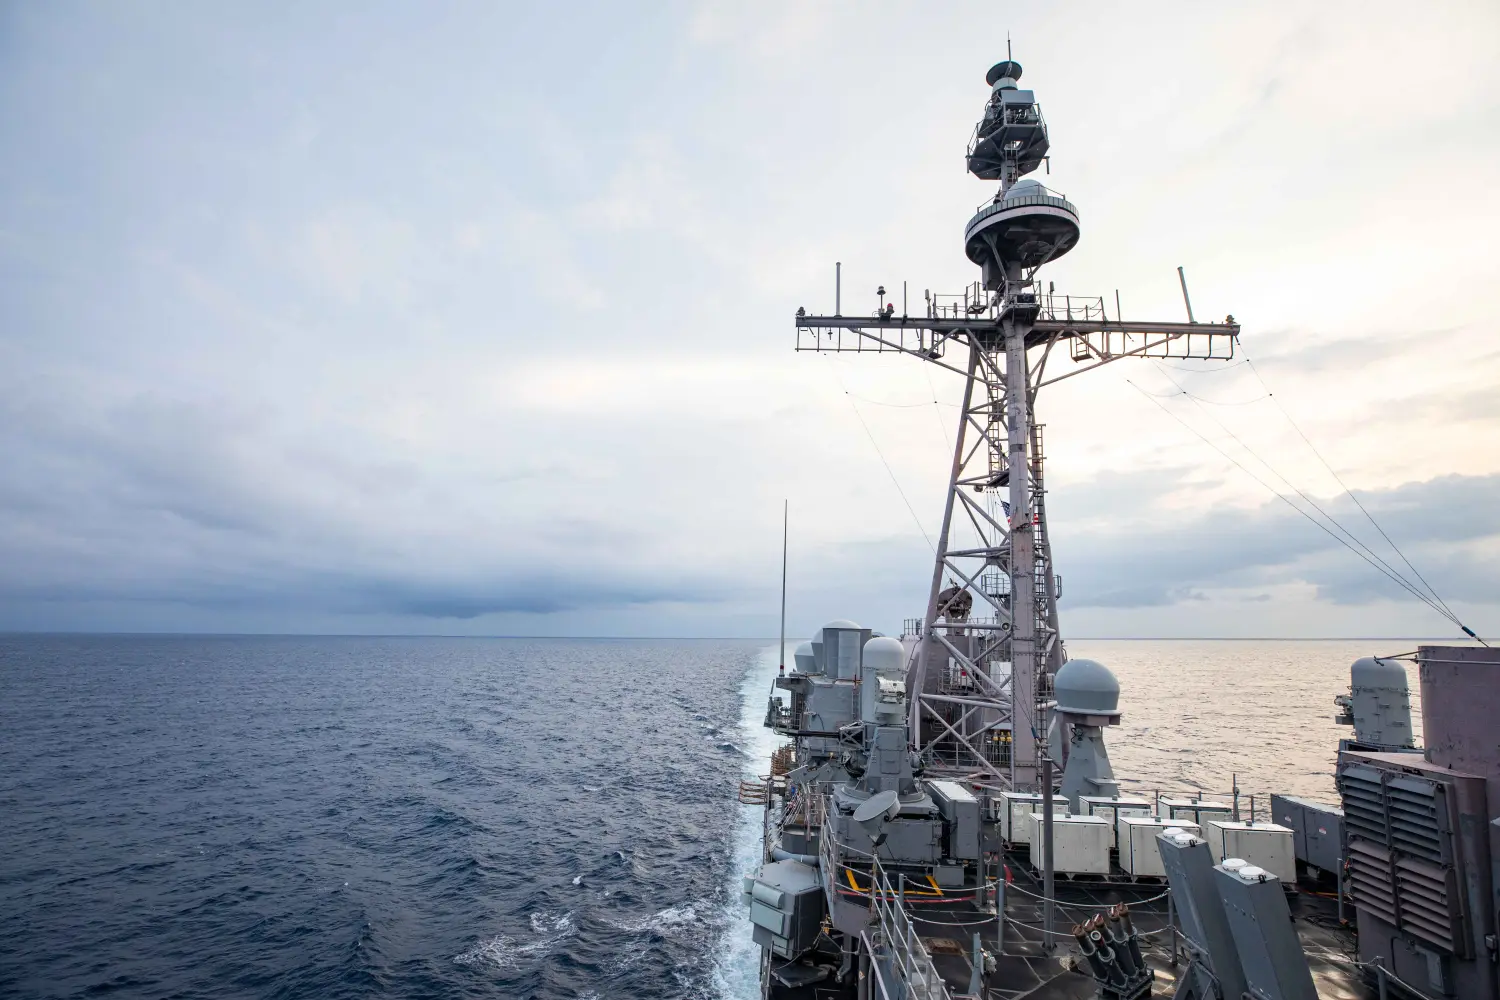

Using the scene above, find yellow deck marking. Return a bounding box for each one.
[841,869,944,896]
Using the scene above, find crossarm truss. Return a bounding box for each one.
[794,302,1236,790]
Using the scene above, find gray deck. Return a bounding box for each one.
[913,855,1368,999]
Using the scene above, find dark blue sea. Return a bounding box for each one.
[0,635,780,1000]
[0,633,1415,999]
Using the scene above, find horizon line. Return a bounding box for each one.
[0,631,1467,642]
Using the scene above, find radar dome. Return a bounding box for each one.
[985,60,1023,87]
[1005,179,1049,201]
[1053,658,1121,717]
[1351,656,1407,689]
[794,642,816,672]
[863,636,904,675]
[822,619,860,630]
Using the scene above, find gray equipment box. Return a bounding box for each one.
[928,779,981,860]
[744,860,825,959]
[1270,793,1344,875]
[1214,861,1318,1000]
[1158,829,1248,1000]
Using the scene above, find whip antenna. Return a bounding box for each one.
[779,500,788,673]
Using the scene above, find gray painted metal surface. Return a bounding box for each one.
[1213,861,1317,1000]
[1340,746,1496,999]
[1270,794,1345,875]
[1158,831,1248,1000]
[1334,655,1415,748]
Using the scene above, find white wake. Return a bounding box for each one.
[711,642,786,1000]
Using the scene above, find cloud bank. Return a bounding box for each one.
[2,3,1498,637]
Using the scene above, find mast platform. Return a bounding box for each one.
[795,312,1238,367]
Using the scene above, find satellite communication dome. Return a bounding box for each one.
[863,636,904,675]
[1052,658,1121,717]
[822,619,860,630]
[1005,179,1048,201]
[793,642,816,672]
[985,60,1023,87]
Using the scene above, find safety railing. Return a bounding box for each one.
[815,795,843,904]
[1037,293,1105,323]
[1069,325,1236,362]
[867,856,954,1000]
[967,191,1077,226]
[794,322,956,355]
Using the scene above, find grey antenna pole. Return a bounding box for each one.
[1042,750,1055,954]
[779,500,788,672]
[1177,266,1196,324]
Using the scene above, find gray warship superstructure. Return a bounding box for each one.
[740,55,1500,1000]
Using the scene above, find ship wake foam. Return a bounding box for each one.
[711,643,784,1000]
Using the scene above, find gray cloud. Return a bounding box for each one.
[1051,471,1500,610]
[0,386,735,625]
[1247,326,1463,375]
[3,4,1499,636]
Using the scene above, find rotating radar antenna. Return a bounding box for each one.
[793,53,1241,792]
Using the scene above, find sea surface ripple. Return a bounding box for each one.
[0,635,767,1000]
[0,634,1423,998]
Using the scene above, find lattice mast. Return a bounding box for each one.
[793,58,1239,792]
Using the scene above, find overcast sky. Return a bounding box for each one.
[2,2,1497,638]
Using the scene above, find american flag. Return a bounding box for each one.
[1000,500,1012,517]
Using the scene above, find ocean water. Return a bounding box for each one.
[1067,638,1424,806]
[0,636,773,1000]
[0,635,1417,998]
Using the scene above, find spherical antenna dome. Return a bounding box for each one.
[822,619,860,630]
[986,60,1023,87]
[1053,658,1121,717]
[863,636,904,674]
[1004,179,1049,201]
[793,642,816,672]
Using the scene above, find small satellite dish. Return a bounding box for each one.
[854,789,902,849]
[853,789,901,825]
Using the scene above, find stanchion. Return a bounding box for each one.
[996,876,1006,954]
[1167,891,1178,967]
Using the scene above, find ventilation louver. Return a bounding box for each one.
[1338,763,1467,955]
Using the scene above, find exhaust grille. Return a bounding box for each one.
[1338,761,1468,956]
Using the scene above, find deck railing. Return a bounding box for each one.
[866,855,953,1000]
